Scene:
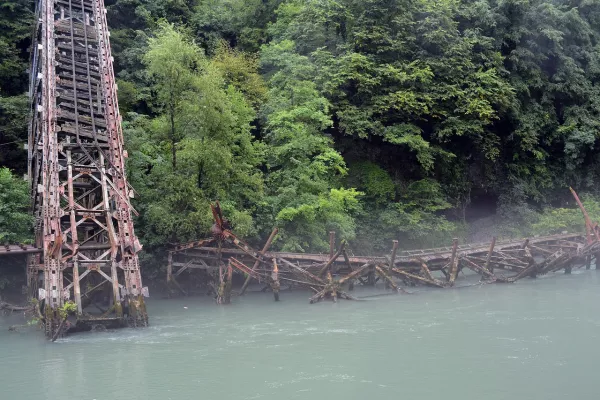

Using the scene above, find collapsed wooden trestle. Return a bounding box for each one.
[167,191,600,304]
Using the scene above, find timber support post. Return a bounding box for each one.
[389,240,399,268]
[167,252,173,284]
[271,258,280,301]
[565,264,572,274]
[485,236,496,273]
[586,255,591,270]
[448,238,459,286]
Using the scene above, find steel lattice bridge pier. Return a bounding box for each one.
[24,0,148,338]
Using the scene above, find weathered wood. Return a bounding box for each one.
[418,260,438,283]
[163,204,599,309]
[338,263,372,285]
[389,267,445,288]
[309,287,327,304]
[466,255,526,271]
[318,240,346,277]
[448,238,459,286]
[279,258,324,283]
[527,244,554,255]
[461,257,510,283]
[389,240,399,269]
[327,270,336,302]
[485,236,496,273]
[240,227,278,295]
[217,263,233,304]
[271,258,280,301]
[375,265,402,293]
[586,255,591,270]
[570,187,600,243]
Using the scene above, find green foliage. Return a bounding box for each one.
[4,0,600,273]
[0,95,28,171]
[58,301,77,319]
[275,188,362,251]
[530,194,600,236]
[0,0,33,95]
[258,35,362,250]
[0,167,32,244]
[346,161,395,205]
[212,41,268,109]
[127,23,264,253]
[0,0,32,171]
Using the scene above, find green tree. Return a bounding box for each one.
[127,23,264,250]
[0,167,32,244]
[259,38,361,251]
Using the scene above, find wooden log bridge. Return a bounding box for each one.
[166,193,600,304]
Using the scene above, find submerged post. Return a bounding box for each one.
[389,240,399,269]
[586,255,591,270]
[448,238,459,285]
[485,236,496,273]
[271,258,280,301]
[167,252,173,283]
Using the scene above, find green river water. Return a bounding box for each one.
[1,269,600,400]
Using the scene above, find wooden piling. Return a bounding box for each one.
[485,236,496,273]
[271,257,280,301]
[448,238,459,286]
[390,240,399,269]
[586,255,591,270]
[167,252,173,283]
[342,248,355,290]
[375,265,401,292]
[318,240,346,277]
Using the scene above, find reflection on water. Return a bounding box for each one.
[1,270,600,400]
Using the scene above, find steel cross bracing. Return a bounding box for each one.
[27,0,148,338]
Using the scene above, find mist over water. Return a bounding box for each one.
[2,270,600,400]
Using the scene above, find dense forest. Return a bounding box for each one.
[3,0,600,277]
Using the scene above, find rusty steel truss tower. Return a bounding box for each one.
[27,0,148,338]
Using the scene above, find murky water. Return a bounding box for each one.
[2,269,600,400]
